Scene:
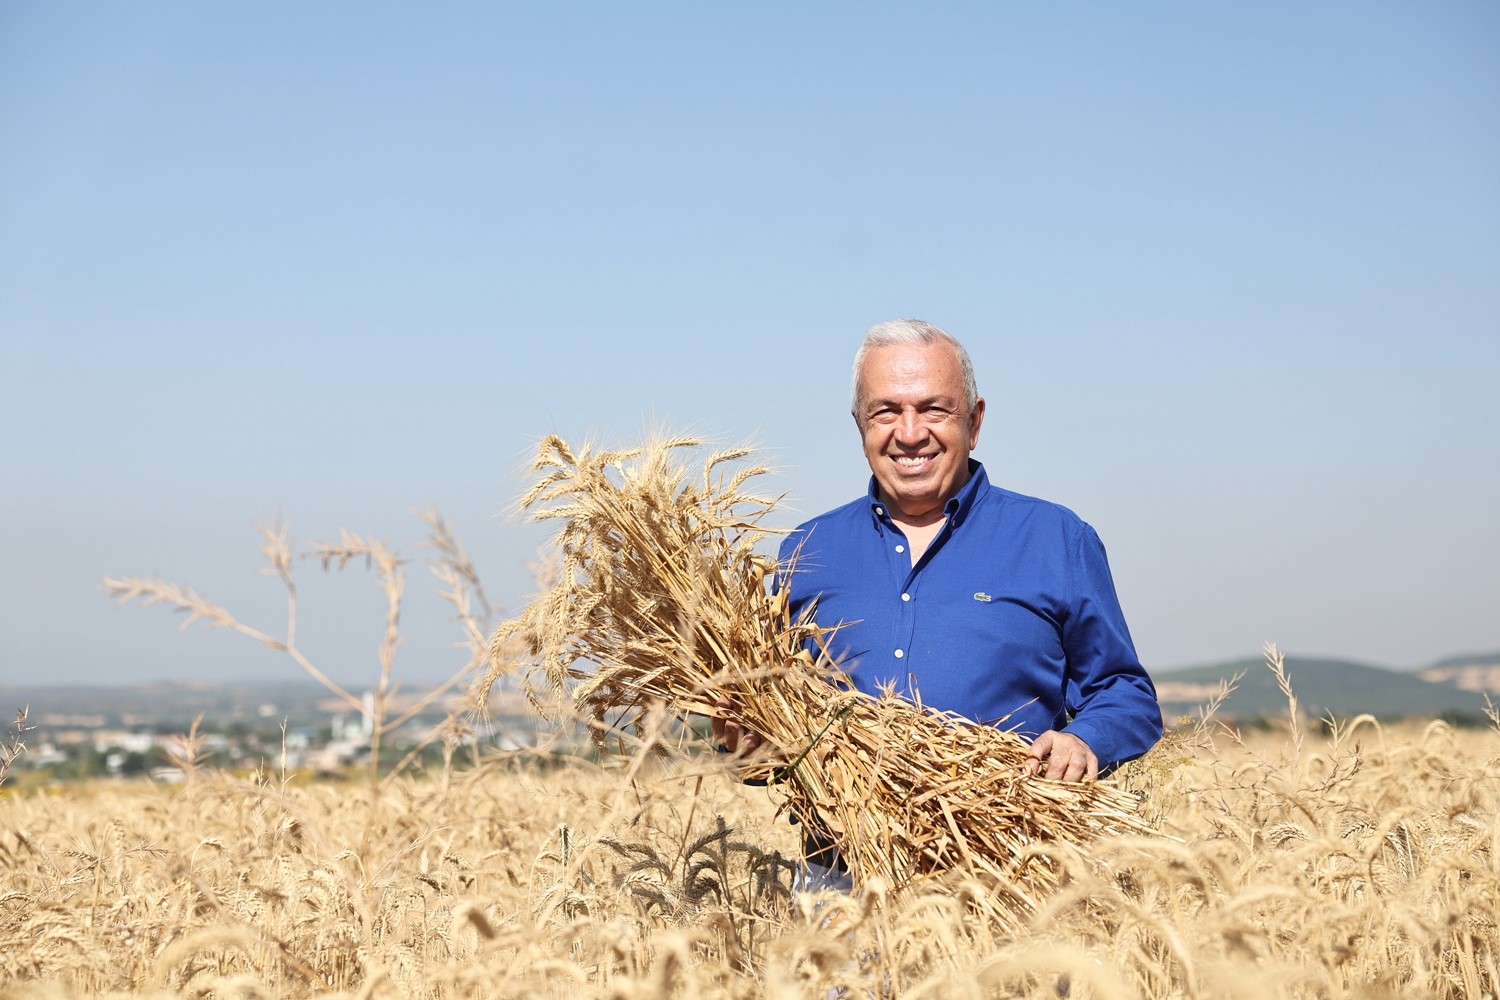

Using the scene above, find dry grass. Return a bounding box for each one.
[482,435,1155,928]
[2,718,1497,999]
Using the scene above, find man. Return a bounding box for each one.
[717,319,1162,886]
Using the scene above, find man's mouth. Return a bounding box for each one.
[892,455,934,470]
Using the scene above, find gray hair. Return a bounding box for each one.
[850,318,978,417]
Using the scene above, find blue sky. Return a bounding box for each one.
[3,3,1497,687]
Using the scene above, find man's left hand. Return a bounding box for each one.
[1024,730,1098,782]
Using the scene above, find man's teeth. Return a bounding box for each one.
[895,456,930,466]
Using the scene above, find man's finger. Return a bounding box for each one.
[1029,730,1099,782]
[713,696,751,753]
[1026,731,1053,777]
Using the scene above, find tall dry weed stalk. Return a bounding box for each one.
[0,706,26,788]
[1262,641,1303,759]
[103,510,499,786]
[481,434,1155,926]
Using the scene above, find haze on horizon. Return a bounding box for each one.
[3,3,1497,688]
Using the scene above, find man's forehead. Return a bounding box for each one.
[862,389,963,408]
[862,342,962,377]
[860,356,966,398]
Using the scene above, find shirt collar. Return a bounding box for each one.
[866,459,989,529]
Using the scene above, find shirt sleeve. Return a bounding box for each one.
[1058,523,1163,769]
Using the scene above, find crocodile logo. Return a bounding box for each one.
[973,592,993,603]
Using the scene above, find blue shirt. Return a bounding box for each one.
[778,461,1162,769]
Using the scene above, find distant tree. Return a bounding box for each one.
[72,745,108,780]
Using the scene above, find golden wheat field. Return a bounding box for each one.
[11,443,1497,999]
[1,714,1497,1000]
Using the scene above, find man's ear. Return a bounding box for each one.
[968,396,986,450]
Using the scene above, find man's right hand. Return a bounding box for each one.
[711,696,764,756]
[1024,729,1099,782]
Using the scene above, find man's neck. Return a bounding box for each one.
[878,494,949,565]
[895,515,945,565]
[877,487,951,531]
[888,507,944,530]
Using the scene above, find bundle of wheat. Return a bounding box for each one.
[482,434,1155,925]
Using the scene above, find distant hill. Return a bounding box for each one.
[1418,650,1500,700]
[1428,650,1500,670]
[0,679,531,735]
[0,680,347,732]
[1153,655,1490,721]
[5,652,1495,732]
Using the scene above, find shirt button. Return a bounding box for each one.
[895,544,905,553]
[901,593,911,602]
[894,648,905,658]
[874,506,884,516]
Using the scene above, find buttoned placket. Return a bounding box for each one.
[873,501,961,672]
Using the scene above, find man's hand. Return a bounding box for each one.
[711,697,764,757]
[1024,730,1098,782]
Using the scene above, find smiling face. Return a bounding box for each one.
[855,340,985,526]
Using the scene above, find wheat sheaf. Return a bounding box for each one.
[482,434,1155,925]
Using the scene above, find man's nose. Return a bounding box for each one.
[895,410,925,444]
